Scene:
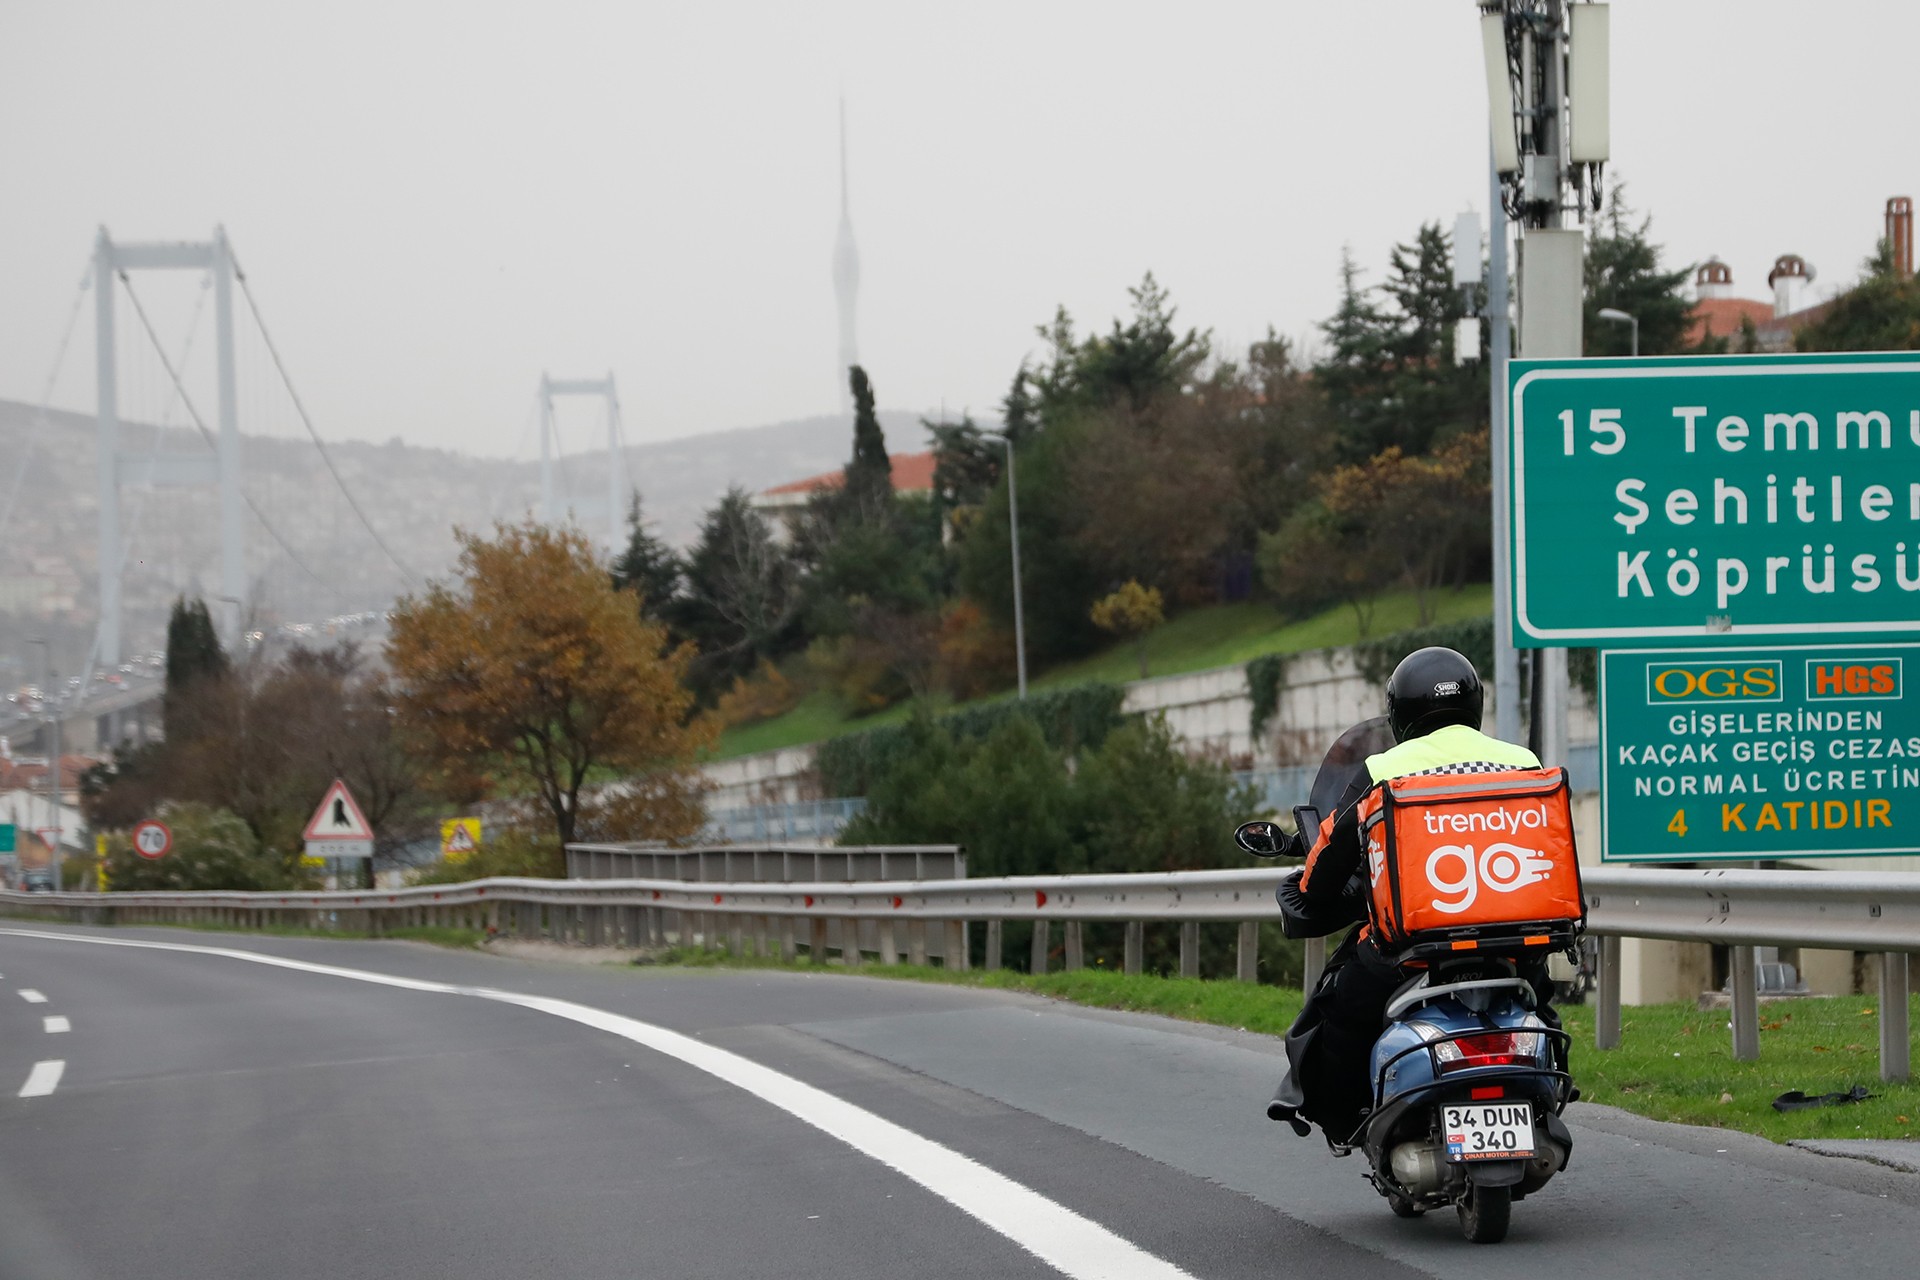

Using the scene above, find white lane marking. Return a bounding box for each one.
[18,1060,64,1098]
[0,929,1194,1280]
[43,1015,71,1033]
[17,988,48,1003]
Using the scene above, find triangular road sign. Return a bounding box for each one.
[304,779,373,841]
[445,824,476,854]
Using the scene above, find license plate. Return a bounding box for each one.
[1442,1103,1535,1162]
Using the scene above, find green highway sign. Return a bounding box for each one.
[0,823,13,853]
[1599,643,1920,862]
[1510,353,1920,646]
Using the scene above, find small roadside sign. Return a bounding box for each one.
[132,820,172,860]
[440,817,481,862]
[0,823,13,853]
[303,779,374,860]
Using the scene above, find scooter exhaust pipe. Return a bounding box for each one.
[1389,1141,1447,1196]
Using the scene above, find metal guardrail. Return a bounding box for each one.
[3,862,1914,1079]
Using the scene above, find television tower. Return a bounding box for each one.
[832,97,860,413]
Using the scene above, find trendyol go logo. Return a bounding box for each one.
[1419,803,1557,915]
[1425,843,1557,915]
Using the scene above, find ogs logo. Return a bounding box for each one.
[1644,661,1782,705]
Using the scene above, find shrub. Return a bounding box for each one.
[815,682,1127,798]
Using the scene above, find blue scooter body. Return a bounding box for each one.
[1357,965,1575,1229]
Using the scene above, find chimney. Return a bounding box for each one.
[1889,197,1914,282]
[1767,254,1812,318]
[1695,258,1733,300]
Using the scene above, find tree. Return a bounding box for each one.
[843,365,892,515]
[1315,247,1403,464]
[1258,433,1490,631]
[1090,580,1166,678]
[674,488,803,703]
[610,492,683,622]
[1026,275,1211,418]
[1582,183,1697,357]
[162,596,228,734]
[1795,241,1920,352]
[386,521,712,848]
[928,413,1001,517]
[89,638,426,887]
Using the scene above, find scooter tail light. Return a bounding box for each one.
[1433,1031,1543,1073]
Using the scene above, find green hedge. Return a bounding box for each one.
[816,683,1128,797]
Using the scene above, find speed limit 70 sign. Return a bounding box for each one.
[132,820,172,860]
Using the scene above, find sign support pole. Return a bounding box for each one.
[1488,144,1520,745]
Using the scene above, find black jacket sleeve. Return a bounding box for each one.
[1276,771,1374,939]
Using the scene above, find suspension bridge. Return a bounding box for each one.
[1,226,633,753]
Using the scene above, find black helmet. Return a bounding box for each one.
[1385,646,1484,743]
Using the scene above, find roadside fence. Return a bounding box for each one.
[4,861,1915,1080]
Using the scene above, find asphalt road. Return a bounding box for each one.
[3,925,1919,1280]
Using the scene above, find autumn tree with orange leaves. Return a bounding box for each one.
[386,522,712,852]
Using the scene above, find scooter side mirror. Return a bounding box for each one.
[1235,820,1288,859]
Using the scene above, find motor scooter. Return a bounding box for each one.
[1235,717,1579,1244]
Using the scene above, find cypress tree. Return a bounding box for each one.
[162,596,228,734]
[843,365,892,515]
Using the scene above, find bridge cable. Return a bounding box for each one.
[117,270,336,592]
[0,267,90,543]
[228,255,420,587]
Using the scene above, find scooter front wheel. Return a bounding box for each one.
[1457,1181,1510,1243]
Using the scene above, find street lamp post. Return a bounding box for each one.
[1597,307,1638,357]
[984,433,1028,700]
[29,639,61,890]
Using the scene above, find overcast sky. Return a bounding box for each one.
[4,1,1916,459]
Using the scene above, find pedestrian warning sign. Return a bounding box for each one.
[440,817,481,863]
[303,779,374,859]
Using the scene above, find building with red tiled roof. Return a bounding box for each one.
[753,451,938,509]
[750,452,940,541]
[1683,197,1914,351]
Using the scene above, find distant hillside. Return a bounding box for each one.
[0,398,956,671]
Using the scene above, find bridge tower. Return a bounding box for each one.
[536,372,628,550]
[94,227,247,666]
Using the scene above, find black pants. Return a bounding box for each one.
[1296,931,1560,1141]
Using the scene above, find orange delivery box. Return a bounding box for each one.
[1356,767,1586,957]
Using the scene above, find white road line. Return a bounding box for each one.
[0,928,1195,1280]
[43,1015,70,1034]
[17,988,47,1003]
[18,1059,64,1098]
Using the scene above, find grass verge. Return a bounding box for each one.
[651,947,1920,1143]
[134,919,488,950]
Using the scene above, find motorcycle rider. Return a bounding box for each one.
[1268,646,1554,1143]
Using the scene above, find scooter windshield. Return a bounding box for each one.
[1307,716,1396,816]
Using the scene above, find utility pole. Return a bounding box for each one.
[1479,0,1609,764]
[30,639,61,890]
[1487,148,1521,745]
[986,433,1028,699]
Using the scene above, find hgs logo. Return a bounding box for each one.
[1423,843,1556,915]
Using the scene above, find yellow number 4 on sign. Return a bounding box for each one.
[440,817,482,863]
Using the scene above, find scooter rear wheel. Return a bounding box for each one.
[1457,1182,1511,1243]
